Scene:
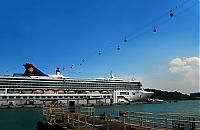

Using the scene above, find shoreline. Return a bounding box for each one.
[1,99,197,109]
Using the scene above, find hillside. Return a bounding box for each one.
[145,89,195,100]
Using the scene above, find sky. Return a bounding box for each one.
[0,0,199,94]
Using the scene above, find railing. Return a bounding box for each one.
[43,106,200,130]
[116,112,200,130]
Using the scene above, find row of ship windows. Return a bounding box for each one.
[120,92,140,95]
[0,86,141,90]
[0,83,139,87]
[0,79,139,84]
[0,84,140,87]
[1,95,111,99]
[0,81,140,86]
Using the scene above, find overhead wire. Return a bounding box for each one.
[59,0,197,76]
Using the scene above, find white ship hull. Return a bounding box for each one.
[0,63,154,105]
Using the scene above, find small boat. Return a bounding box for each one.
[45,90,55,94]
[33,90,44,94]
[57,90,65,94]
[101,91,109,94]
[21,90,32,94]
[83,91,91,94]
[92,91,100,94]
[8,89,20,94]
[150,98,164,102]
[67,90,75,94]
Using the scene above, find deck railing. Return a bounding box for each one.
[43,106,200,130]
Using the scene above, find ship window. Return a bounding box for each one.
[35,96,40,99]
[29,96,33,99]
[75,96,78,98]
[47,96,51,98]
[41,96,45,98]
[120,92,129,95]
[103,96,106,98]
[16,96,21,99]
[80,96,83,98]
[2,96,7,99]
[92,96,100,98]
[64,96,68,98]
[69,96,73,98]
[132,93,135,95]
[23,96,27,99]
[53,96,57,98]
[59,96,63,98]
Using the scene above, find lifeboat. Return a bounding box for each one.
[67,90,75,94]
[83,91,91,94]
[57,90,65,94]
[101,91,109,94]
[45,90,55,94]
[8,89,20,94]
[21,90,32,94]
[92,91,100,94]
[33,90,44,94]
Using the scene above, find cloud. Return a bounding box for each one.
[168,56,199,93]
[118,57,199,94]
[169,57,199,77]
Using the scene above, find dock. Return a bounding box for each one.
[40,106,200,130]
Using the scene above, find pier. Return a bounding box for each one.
[40,106,200,130]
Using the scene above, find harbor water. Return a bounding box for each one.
[0,100,199,130]
[95,100,200,115]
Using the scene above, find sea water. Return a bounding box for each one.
[95,100,200,115]
[0,108,43,130]
[0,100,199,130]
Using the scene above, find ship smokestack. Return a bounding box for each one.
[56,67,60,75]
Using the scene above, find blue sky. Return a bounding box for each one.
[0,0,198,94]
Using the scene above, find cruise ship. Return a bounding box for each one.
[0,63,153,106]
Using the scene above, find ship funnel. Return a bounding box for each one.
[56,67,60,75]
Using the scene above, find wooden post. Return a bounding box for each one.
[106,116,109,130]
[164,115,168,130]
[140,114,143,130]
[93,115,95,130]
[67,112,69,124]
[72,113,74,126]
[85,115,87,130]
[78,113,80,130]
[124,116,126,130]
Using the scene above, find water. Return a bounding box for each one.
[0,108,43,130]
[0,100,199,130]
[95,100,200,115]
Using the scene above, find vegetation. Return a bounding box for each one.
[145,89,196,100]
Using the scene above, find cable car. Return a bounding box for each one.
[170,10,174,17]
[117,46,120,50]
[124,37,127,42]
[153,27,157,32]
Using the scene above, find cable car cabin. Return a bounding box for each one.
[153,27,157,32]
[117,46,120,50]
